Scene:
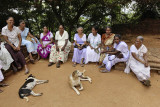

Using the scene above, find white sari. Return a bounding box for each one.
[85,33,101,64]
[124,44,150,81]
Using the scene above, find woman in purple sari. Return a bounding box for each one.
[72,27,87,67]
[37,26,53,60]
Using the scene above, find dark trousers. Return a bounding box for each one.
[5,43,26,68]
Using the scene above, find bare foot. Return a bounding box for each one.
[25,68,29,75]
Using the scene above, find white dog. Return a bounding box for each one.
[19,74,49,102]
[69,70,92,95]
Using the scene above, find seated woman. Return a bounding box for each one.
[99,27,115,65]
[48,25,71,68]
[1,17,29,74]
[72,27,87,67]
[100,34,129,73]
[18,20,40,63]
[85,26,101,64]
[124,36,151,86]
[37,26,53,60]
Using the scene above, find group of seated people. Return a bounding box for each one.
[0,17,151,92]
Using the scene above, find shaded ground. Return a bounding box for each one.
[0,35,160,107]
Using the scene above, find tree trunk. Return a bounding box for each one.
[35,17,41,35]
[68,26,72,42]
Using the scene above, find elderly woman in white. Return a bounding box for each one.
[85,26,101,64]
[48,25,71,68]
[125,36,151,86]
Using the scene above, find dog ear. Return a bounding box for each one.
[83,69,86,73]
[28,74,33,78]
[72,70,77,77]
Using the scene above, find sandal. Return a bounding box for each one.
[100,69,110,73]
[0,83,9,87]
[30,59,35,64]
[12,65,17,72]
[56,62,60,68]
[142,80,151,87]
[99,65,105,68]
[80,64,84,67]
[48,62,54,67]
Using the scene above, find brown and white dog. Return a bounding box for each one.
[69,70,92,95]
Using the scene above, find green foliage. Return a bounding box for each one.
[0,0,159,41]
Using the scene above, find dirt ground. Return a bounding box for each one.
[0,35,160,107]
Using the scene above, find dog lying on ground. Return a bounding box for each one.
[69,70,92,95]
[19,74,49,102]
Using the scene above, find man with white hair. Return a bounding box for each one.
[125,36,151,86]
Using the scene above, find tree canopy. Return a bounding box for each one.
[0,0,159,41]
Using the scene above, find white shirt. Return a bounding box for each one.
[2,25,21,47]
[130,44,147,61]
[88,33,101,48]
[74,34,86,41]
[55,30,71,46]
[113,41,129,59]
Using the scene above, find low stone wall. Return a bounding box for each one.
[113,19,160,35]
